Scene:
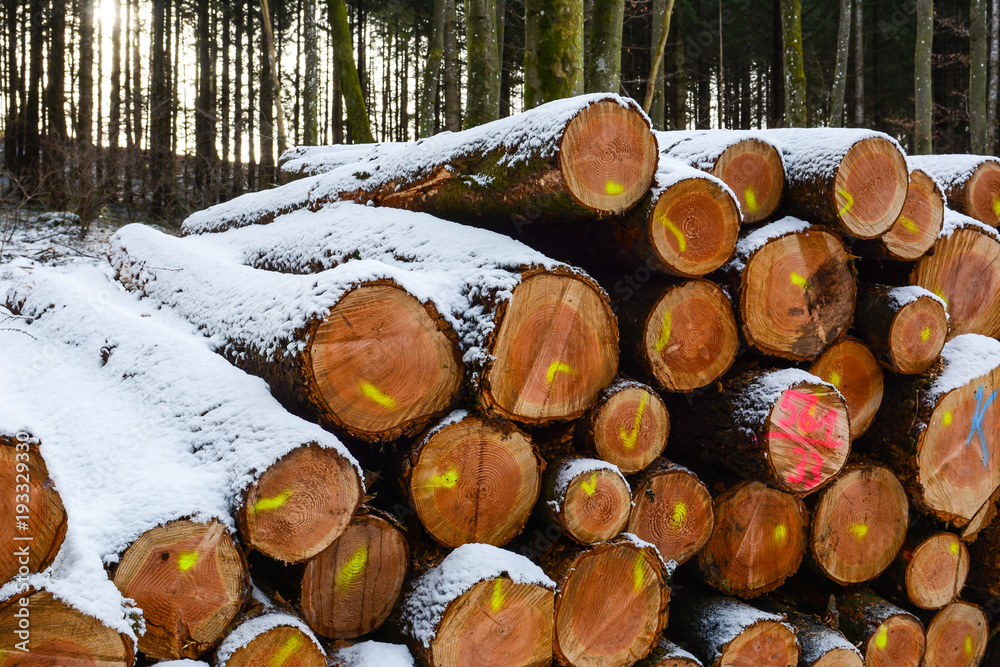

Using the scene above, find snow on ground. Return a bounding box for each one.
[0,207,148,268]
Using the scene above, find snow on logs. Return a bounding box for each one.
[920,601,988,667]
[575,379,669,474]
[213,601,326,667]
[854,284,949,375]
[837,589,926,667]
[908,154,1000,227]
[810,338,884,439]
[634,638,704,667]
[542,457,632,544]
[773,608,863,667]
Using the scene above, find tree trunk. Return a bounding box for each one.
[853,283,948,375]
[990,0,999,154]
[779,0,807,127]
[524,0,584,108]
[44,0,67,205]
[758,604,862,667]
[575,379,669,474]
[464,0,500,127]
[260,0,288,154]
[585,0,624,94]
[643,0,674,122]
[853,0,864,126]
[914,0,933,153]
[196,0,218,193]
[542,456,632,544]
[234,0,245,197]
[149,0,173,218]
[836,590,925,667]
[326,0,374,142]
[107,0,121,180]
[78,0,93,146]
[303,0,319,144]
[972,0,989,153]
[907,154,1000,227]
[418,0,446,138]
[809,337,884,439]
[829,0,851,127]
[442,0,460,130]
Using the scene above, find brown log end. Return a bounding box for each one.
[559,99,659,215]
[810,466,908,586]
[407,414,541,548]
[810,338,884,439]
[834,137,909,239]
[634,637,702,666]
[888,296,948,375]
[299,509,408,639]
[698,481,808,598]
[628,460,714,566]
[646,177,740,277]
[911,226,1000,338]
[546,458,632,544]
[863,615,925,667]
[965,160,1000,227]
[880,170,945,261]
[814,649,865,667]
[921,601,988,667]
[238,444,363,563]
[580,381,669,474]
[712,138,785,224]
[484,271,618,423]
[906,533,969,610]
[221,624,325,667]
[718,620,799,667]
[641,279,739,392]
[112,518,248,660]
[741,228,856,361]
[0,437,67,583]
[308,282,464,441]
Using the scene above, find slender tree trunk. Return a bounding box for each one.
[234,0,245,196]
[465,0,499,127]
[496,0,505,106]
[586,0,624,94]
[247,0,257,189]
[78,0,93,146]
[990,0,999,154]
[259,3,275,184]
[853,0,864,126]
[3,0,20,176]
[914,0,933,153]
[646,0,673,128]
[971,0,989,152]
[123,0,133,151]
[260,0,288,154]
[326,0,374,142]
[303,0,319,144]
[443,0,460,130]
[221,1,231,190]
[771,0,784,126]
[45,0,67,205]
[24,0,43,187]
[829,0,851,127]
[671,21,686,129]
[196,0,218,194]
[149,0,172,217]
[524,0,584,107]
[130,0,141,150]
[779,0,807,127]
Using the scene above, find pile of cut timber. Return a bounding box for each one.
[3,94,1000,667]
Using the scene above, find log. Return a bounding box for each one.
[853,284,948,375]
[279,142,379,175]
[627,459,714,566]
[667,593,799,667]
[908,154,1000,227]
[542,456,632,544]
[182,94,659,235]
[0,586,136,665]
[399,543,555,667]
[635,637,703,666]
[879,530,969,610]
[809,465,909,585]
[853,168,945,261]
[910,209,1000,338]
[215,608,326,667]
[576,378,669,474]
[111,518,249,660]
[542,535,670,667]
[655,130,786,223]
[836,589,926,667]
[402,410,541,548]
[863,334,1000,527]
[810,338,884,439]
[776,609,863,667]
[723,218,857,362]
[967,510,1000,596]
[329,641,416,666]
[755,128,908,239]
[919,601,988,667]
[698,480,809,598]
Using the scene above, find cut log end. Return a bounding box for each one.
[628,461,714,566]
[238,444,363,563]
[648,177,740,277]
[0,589,136,666]
[300,509,408,639]
[815,649,865,667]
[712,138,785,223]
[635,638,702,666]
[485,272,618,423]
[408,415,541,548]
[810,338,884,439]
[880,170,945,261]
[863,615,925,667]
[112,518,248,660]
[834,137,909,239]
[966,161,1000,227]
[559,99,658,215]
[642,279,739,392]
[585,384,669,474]
[906,533,969,610]
[558,465,631,544]
[811,466,908,586]
[719,620,799,666]
[922,602,988,667]
[222,625,325,667]
[889,296,948,375]
[309,282,464,440]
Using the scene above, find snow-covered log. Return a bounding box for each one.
[879,530,969,610]
[908,154,1000,227]
[809,337,884,438]
[542,456,632,544]
[182,94,658,235]
[627,458,714,566]
[864,334,1000,527]
[109,222,465,441]
[721,217,857,362]
[401,411,541,548]
[836,590,925,667]
[399,543,556,667]
[756,604,863,667]
[279,142,379,175]
[753,128,909,239]
[921,601,988,667]
[635,638,704,667]
[854,284,948,375]
[854,167,945,261]
[164,203,620,426]
[214,588,326,667]
[328,641,415,667]
[655,129,786,223]
[575,379,669,474]
[910,209,1000,338]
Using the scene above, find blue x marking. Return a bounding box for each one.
[967,385,997,466]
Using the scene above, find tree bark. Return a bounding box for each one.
[972,0,989,153]
[443,0,460,130]
[853,0,864,126]
[586,0,624,94]
[196,0,218,194]
[45,0,67,205]
[990,0,999,154]
[418,0,446,138]
[303,0,319,144]
[524,0,584,108]
[914,0,933,153]
[77,0,94,147]
[465,0,500,127]
[779,0,807,127]
[829,0,852,127]
[149,0,173,218]
[325,0,373,143]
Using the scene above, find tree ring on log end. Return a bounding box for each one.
[409,416,541,547]
[431,577,554,667]
[719,620,799,667]
[742,229,855,361]
[562,467,631,544]
[834,137,908,238]
[643,279,738,392]
[628,465,713,566]
[764,382,851,495]
[112,518,248,660]
[882,170,944,260]
[811,466,908,585]
[921,601,987,667]
[906,533,969,610]
[889,296,948,375]
[559,99,658,215]
[554,541,668,666]
[966,160,1000,227]
[309,282,463,440]
[810,338,884,439]
[863,614,925,667]
[712,138,785,223]
[815,648,864,667]
[486,272,618,423]
[648,178,740,277]
[224,624,326,667]
[590,386,669,474]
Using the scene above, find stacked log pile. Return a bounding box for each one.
[3,94,1000,667]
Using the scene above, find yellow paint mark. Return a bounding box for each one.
[993,197,1000,217]
[933,288,949,307]
[671,502,687,529]
[655,310,672,353]
[773,524,787,545]
[875,625,889,650]
[965,633,974,657]
[744,187,759,213]
[619,392,649,450]
[334,546,369,592]
[849,523,869,541]
[632,552,646,592]
[899,215,919,233]
[491,578,505,613]
[605,180,625,196]
[270,634,305,667]
[252,489,293,514]
[921,326,932,342]
[360,381,397,410]
[829,370,842,388]
[656,212,688,253]
[580,472,598,496]
[177,551,200,572]
[943,410,953,426]
[838,189,855,217]
[951,540,960,556]
[546,361,574,384]
[790,272,810,290]
[428,466,459,490]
